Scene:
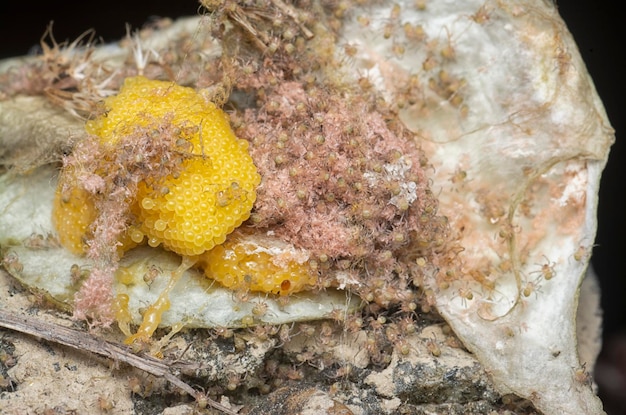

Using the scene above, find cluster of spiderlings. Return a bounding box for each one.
[197,230,317,295]
[53,76,261,258]
[233,78,452,309]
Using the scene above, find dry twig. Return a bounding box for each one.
[0,307,237,415]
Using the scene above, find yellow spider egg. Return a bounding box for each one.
[197,230,318,295]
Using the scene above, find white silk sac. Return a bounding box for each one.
[337,1,612,414]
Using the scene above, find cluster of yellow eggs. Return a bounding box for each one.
[197,231,317,295]
[86,76,261,256]
[53,76,261,257]
[122,154,259,256]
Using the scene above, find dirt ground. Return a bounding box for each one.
[0,262,603,415]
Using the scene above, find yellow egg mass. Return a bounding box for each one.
[54,76,261,257]
[197,231,318,295]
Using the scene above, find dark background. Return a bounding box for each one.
[1,0,624,412]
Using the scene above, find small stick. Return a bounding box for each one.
[271,0,314,39]
[0,307,237,415]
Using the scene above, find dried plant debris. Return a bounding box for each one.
[0,96,84,174]
[0,0,613,414]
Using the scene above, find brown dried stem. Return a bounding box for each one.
[0,307,237,415]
